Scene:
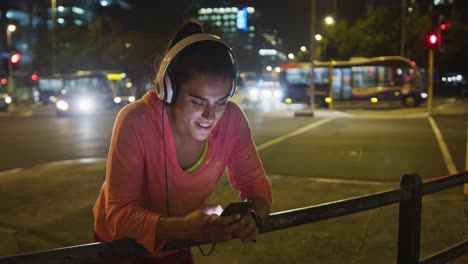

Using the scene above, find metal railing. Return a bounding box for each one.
[0,171,467,264]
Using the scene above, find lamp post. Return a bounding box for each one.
[7,24,16,96]
[51,0,57,74]
[309,0,316,115]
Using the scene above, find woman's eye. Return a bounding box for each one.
[217,101,228,106]
[191,100,204,106]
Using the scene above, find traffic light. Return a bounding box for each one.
[31,74,38,81]
[9,53,21,64]
[427,33,438,49]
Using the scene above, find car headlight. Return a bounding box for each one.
[5,96,12,104]
[262,89,272,97]
[249,88,259,97]
[273,90,283,99]
[128,96,135,102]
[56,100,69,111]
[114,97,122,104]
[420,92,428,99]
[77,97,94,112]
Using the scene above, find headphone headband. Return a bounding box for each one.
[155,33,238,103]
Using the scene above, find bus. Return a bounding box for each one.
[280,56,427,107]
[36,71,135,116]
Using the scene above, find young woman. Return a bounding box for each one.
[92,19,272,263]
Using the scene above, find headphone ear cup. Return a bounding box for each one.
[164,74,174,104]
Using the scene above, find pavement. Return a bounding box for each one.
[0,160,466,263]
[0,97,467,263]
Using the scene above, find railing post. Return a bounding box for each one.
[397,173,422,264]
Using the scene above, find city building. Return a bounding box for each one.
[192,0,286,76]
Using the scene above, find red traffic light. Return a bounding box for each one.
[10,53,21,64]
[31,74,38,81]
[1,78,7,85]
[440,21,450,31]
[427,33,438,47]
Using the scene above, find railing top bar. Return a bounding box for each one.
[422,171,468,195]
[419,239,468,264]
[163,188,408,251]
[269,188,407,217]
[1,171,467,263]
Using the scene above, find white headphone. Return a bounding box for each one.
[155,33,238,104]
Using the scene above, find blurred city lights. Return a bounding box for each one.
[324,16,335,25]
[315,34,322,41]
[288,53,295,60]
[266,66,272,72]
[7,24,16,32]
[428,34,438,45]
[10,53,21,64]
[259,49,278,56]
[300,46,307,52]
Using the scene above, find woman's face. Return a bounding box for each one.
[170,74,232,141]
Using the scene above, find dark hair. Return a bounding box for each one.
[159,18,236,101]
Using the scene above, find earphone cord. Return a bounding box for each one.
[162,102,170,217]
[163,100,215,256]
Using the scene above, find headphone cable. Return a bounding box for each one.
[162,102,170,217]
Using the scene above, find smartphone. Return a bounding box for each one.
[221,201,253,217]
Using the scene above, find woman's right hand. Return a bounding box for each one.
[184,205,242,243]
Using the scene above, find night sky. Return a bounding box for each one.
[222,0,388,53]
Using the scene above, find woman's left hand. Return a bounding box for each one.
[232,213,258,243]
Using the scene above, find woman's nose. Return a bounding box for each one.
[202,105,215,119]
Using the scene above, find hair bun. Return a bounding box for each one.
[167,18,204,50]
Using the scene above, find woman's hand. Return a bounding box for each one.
[232,210,259,243]
[184,204,242,243]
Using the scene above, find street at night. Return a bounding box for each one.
[0,98,467,263]
[1,0,468,263]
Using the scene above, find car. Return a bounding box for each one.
[0,92,12,112]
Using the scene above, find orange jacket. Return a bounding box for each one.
[93,90,272,256]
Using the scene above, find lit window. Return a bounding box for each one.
[72,7,85,14]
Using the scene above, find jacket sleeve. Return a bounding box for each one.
[104,109,165,254]
[226,104,272,208]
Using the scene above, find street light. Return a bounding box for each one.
[288,53,295,60]
[6,24,16,96]
[51,0,57,74]
[7,25,16,33]
[300,46,307,52]
[324,16,335,25]
[315,34,322,41]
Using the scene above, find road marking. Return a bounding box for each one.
[0,158,106,177]
[0,168,23,177]
[466,119,468,172]
[465,119,468,194]
[268,174,392,186]
[428,116,458,174]
[256,117,335,151]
